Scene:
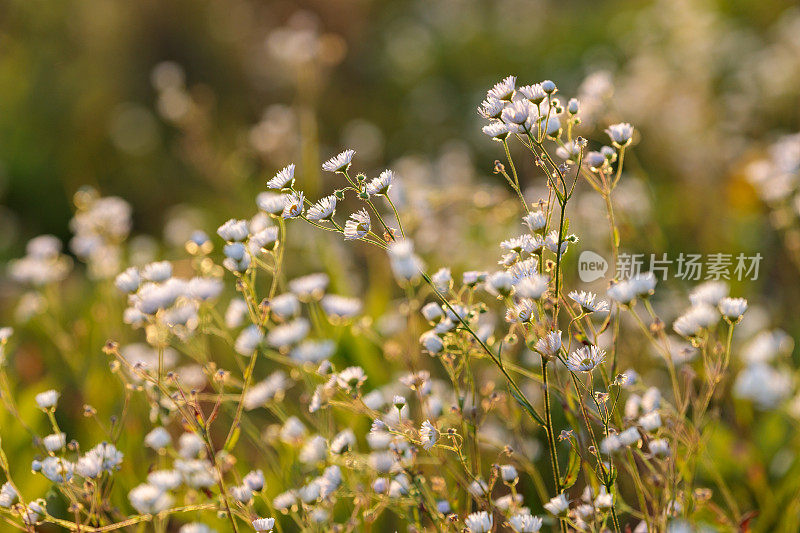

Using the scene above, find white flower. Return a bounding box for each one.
[506,299,537,323]
[39,457,74,483]
[514,273,549,299]
[144,427,172,449]
[595,487,614,509]
[734,363,792,409]
[500,464,519,484]
[179,524,216,533]
[141,260,173,282]
[638,411,661,432]
[522,210,547,232]
[344,209,371,240]
[235,325,264,355]
[477,97,504,119]
[483,121,509,140]
[605,122,634,146]
[673,305,719,338]
[35,389,59,410]
[0,482,18,508]
[502,99,530,125]
[648,439,670,458]
[289,273,329,301]
[269,293,300,319]
[266,319,310,349]
[419,420,438,450]
[115,267,140,293]
[420,331,444,354]
[487,270,514,296]
[43,433,66,452]
[689,281,729,306]
[128,484,173,514]
[631,272,656,298]
[487,75,516,101]
[330,429,356,454]
[569,290,609,313]
[465,511,493,533]
[256,192,288,215]
[566,345,606,372]
[307,195,337,221]
[217,219,250,242]
[147,470,182,490]
[517,83,546,103]
[431,267,452,293]
[544,493,570,516]
[719,297,748,321]
[282,192,304,219]
[252,517,275,533]
[618,427,641,446]
[337,366,367,390]
[243,372,290,409]
[320,295,362,320]
[607,280,638,305]
[535,330,562,357]
[509,512,543,532]
[366,170,394,195]
[322,149,355,173]
[388,239,423,282]
[267,163,295,189]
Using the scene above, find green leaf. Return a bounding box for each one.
[560,447,581,489]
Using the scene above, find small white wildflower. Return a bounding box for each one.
[235,325,264,355]
[35,389,59,410]
[282,192,304,219]
[0,482,18,508]
[252,517,275,533]
[269,293,300,320]
[689,281,729,306]
[267,163,295,189]
[500,464,519,484]
[257,192,288,215]
[420,331,444,354]
[483,121,510,140]
[266,318,310,349]
[307,195,337,221]
[366,170,394,195]
[145,427,172,450]
[128,484,173,514]
[618,427,641,446]
[566,345,606,372]
[320,295,362,320]
[535,330,562,357]
[594,487,614,509]
[322,149,355,173]
[569,290,609,314]
[141,260,173,282]
[337,366,367,390]
[605,122,634,146]
[649,439,670,458]
[114,267,140,293]
[147,470,182,491]
[330,429,356,454]
[43,433,66,452]
[344,209,371,240]
[217,219,250,242]
[465,511,493,533]
[487,75,516,101]
[544,493,570,516]
[431,267,452,293]
[509,512,543,532]
[673,305,719,338]
[522,210,547,232]
[638,411,661,432]
[518,83,546,103]
[719,297,748,321]
[514,273,550,299]
[419,420,438,450]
